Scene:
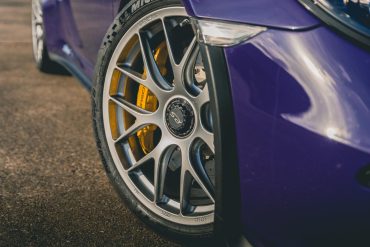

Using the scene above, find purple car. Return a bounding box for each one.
[31,0,370,246]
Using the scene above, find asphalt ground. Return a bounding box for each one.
[0,1,178,246]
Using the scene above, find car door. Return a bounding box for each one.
[68,0,114,77]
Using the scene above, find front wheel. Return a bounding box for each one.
[92,0,216,240]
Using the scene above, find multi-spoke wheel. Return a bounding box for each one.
[31,0,67,73]
[93,0,215,238]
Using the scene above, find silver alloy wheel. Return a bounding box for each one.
[31,0,44,63]
[102,7,215,225]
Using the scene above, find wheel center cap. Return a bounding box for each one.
[165,98,195,138]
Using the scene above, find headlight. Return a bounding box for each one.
[300,0,370,48]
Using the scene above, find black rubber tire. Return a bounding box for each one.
[91,0,215,243]
[34,45,68,74]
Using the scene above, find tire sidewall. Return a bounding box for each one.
[92,0,214,241]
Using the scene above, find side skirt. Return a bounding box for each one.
[49,53,92,90]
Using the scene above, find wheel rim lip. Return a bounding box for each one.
[102,7,214,226]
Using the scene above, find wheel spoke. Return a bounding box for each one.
[153,149,168,203]
[161,19,177,68]
[179,168,193,213]
[195,83,210,106]
[32,1,43,23]
[36,25,43,40]
[116,65,145,84]
[34,16,43,25]
[110,95,152,118]
[179,37,197,68]
[181,144,215,204]
[192,141,215,196]
[189,169,215,203]
[127,142,163,172]
[115,65,165,98]
[114,121,144,144]
[138,31,172,90]
[181,39,202,95]
[127,152,154,172]
[37,40,43,60]
[199,128,215,153]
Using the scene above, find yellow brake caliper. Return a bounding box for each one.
[136,42,168,154]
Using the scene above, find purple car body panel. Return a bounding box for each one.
[43,0,113,80]
[112,0,121,14]
[225,27,370,246]
[182,0,320,30]
[40,0,370,246]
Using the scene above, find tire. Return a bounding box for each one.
[31,0,68,74]
[92,0,216,242]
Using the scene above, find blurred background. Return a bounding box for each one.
[0,0,176,246]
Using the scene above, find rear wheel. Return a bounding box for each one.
[92,0,216,239]
[31,0,67,74]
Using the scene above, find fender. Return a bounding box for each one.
[42,0,82,55]
[181,0,320,30]
[115,0,319,30]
